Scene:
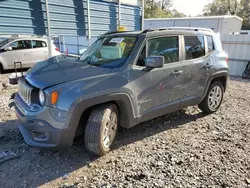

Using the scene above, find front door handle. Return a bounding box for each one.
[24,53,29,56]
[171,70,184,76]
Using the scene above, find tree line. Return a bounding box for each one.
[145,0,250,29]
[203,0,250,29]
[144,0,185,18]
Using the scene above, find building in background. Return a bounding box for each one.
[144,16,243,35]
[0,0,143,55]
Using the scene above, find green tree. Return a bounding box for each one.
[144,0,186,18]
[203,0,250,29]
[238,0,250,29]
[203,0,239,16]
[171,9,186,17]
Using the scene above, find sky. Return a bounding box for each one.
[173,0,213,16]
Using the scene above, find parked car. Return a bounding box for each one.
[0,36,61,73]
[14,28,229,156]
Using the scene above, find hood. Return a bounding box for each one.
[26,56,113,89]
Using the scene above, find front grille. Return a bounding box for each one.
[18,78,33,105]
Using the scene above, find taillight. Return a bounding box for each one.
[226,58,229,63]
[55,47,60,52]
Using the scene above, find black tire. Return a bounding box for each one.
[0,63,3,74]
[84,104,118,156]
[199,81,224,114]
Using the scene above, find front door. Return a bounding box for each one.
[1,40,32,69]
[129,36,185,118]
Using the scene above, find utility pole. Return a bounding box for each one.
[118,0,121,29]
[45,0,52,57]
[142,0,144,30]
[87,0,91,46]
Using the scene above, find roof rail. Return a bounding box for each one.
[165,27,214,32]
[102,30,129,36]
[8,34,47,38]
[142,27,214,33]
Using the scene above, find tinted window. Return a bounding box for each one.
[148,36,179,64]
[9,40,32,50]
[206,35,214,52]
[184,36,205,60]
[32,40,47,48]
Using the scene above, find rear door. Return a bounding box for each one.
[130,36,186,117]
[0,40,32,69]
[180,35,214,108]
[31,40,48,66]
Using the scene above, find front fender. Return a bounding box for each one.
[68,92,137,129]
[62,93,137,147]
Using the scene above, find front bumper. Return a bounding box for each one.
[14,94,75,148]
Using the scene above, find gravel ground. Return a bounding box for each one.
[0,74,250,188]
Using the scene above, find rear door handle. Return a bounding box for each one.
[171,70,183,76]
[203,63,213,69]
[24,53,29,56]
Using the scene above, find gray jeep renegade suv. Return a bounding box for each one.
[14,27,229,156]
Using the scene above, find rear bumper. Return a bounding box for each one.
[14,94,75,148]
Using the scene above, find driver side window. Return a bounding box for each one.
[147,36,179,64]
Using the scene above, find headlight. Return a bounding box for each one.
[39,90,45,105]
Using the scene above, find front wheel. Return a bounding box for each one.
[0,63,3,74]
[84,104,118,156]
[199,81,224,114]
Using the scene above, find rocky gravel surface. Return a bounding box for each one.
[0,74,250,188]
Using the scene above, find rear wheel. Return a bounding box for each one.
[199,81,224,114]
[84,104,118,156]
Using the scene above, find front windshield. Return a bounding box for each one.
[79,36,137,68]
[0,39,12,47]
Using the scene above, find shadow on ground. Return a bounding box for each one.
[0,109,206,187]
[1,68,30,75]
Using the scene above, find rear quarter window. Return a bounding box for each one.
[206,35,215,53]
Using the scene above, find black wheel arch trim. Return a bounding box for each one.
[65,92,137,146]
[0,61,3,71]
[202,70,229,101]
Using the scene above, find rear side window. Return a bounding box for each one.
[184,36,205,60]
[206,35,215,52]
[148,36,179,64]
[32,40,47,48]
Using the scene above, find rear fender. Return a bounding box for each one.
[201,71,229,101]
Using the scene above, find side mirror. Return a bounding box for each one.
[4,47,12,51]
[145,56,164,69]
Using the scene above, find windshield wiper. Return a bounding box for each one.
[77,56,99,67]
